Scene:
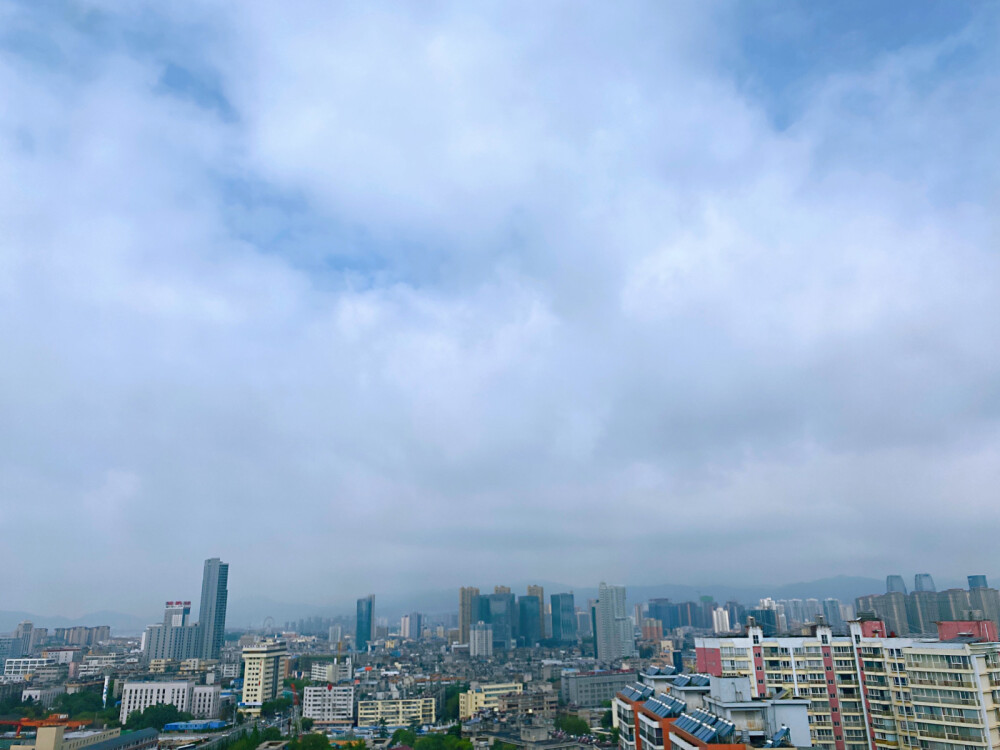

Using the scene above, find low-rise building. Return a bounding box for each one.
[4,657,56,677]
[459,682,524,719]
[118,680,221,723]
[497,686,558,718]
[560,669,637,708]
[22,685,66,708]
[11,726,157,750]
[356,697,435,726]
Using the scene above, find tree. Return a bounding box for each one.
[289,734,331,750]
[440,683,468,722]
[555,715,590,736]
[600,710,613,729]
[126,703,194,730]
[263,728,282,742]
[391,729,417,747]
[300,718,315,732]
[378,718,389,739]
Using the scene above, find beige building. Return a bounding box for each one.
[459,681,523,719]
[357,697,435,726]
[459,587,480,644]
[696,618,1000,750]
[11,726,157,750]
[241,639,288,716]
[13,727,119,750]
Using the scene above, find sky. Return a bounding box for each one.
[1,1,999,618]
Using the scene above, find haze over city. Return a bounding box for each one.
[3,0,1000,620]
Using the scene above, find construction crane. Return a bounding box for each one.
[0,715,89,738]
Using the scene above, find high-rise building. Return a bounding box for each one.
[906,590,941,634]
[821,598,844,632]
[886,574,907,594]
[494,585,511,594]
[241,639,288,715]
[143,601,201,662]
[469,622,493,658]
[517,595,541,647]
[328,624,342,645]
[551,593,578,643]
[969,574,989,590]
[913,573,936,592]
[595,583,635,662]
[198,557,228,661]
[527,585,545,639]
[711,607,730,634]
[856,591,910,635]
[459,587,480,644]
[480,592,516,650]
[696,616,1000,750]
[356,595,375,652]
[400,612,422,640]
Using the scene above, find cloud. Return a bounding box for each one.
[0,0,998,615]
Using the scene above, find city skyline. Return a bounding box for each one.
[2,2,1000,613]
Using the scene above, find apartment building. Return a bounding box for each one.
[356,697,435,726]
[458,681,523,719]
[695,617,1000,750]
[118,681,220,723]
[302,685,354,726]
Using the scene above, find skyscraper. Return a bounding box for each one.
[886,575,907,595]
[527,585,545,639]
[595,583,634,662]
[969,575,989,590]
[822,598,845,632]
[480,592,516,650]
[459,587,480,644]
[198,557,229,661]
[551,592,577,643]
[914,573,936,593]
[517,595,541,647]
[356,595,375,652]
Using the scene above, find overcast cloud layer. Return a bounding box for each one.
[1,1,999,616]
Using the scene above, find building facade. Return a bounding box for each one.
[240,639,288,715]
[695,618,1000,750]
[458,682,523,719]
[561,669,638,708]
[596,583,635,662]
[356,697,435,726]
[356,596,375,652]
[198,558,229,661]
[302,685,354,726]
[551,593,578,644]
[470,622,493,658]
[459,587,480,645]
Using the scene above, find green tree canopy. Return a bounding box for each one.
[555,715,590,736]
[391,729,417,747]
[126,703,194,730]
